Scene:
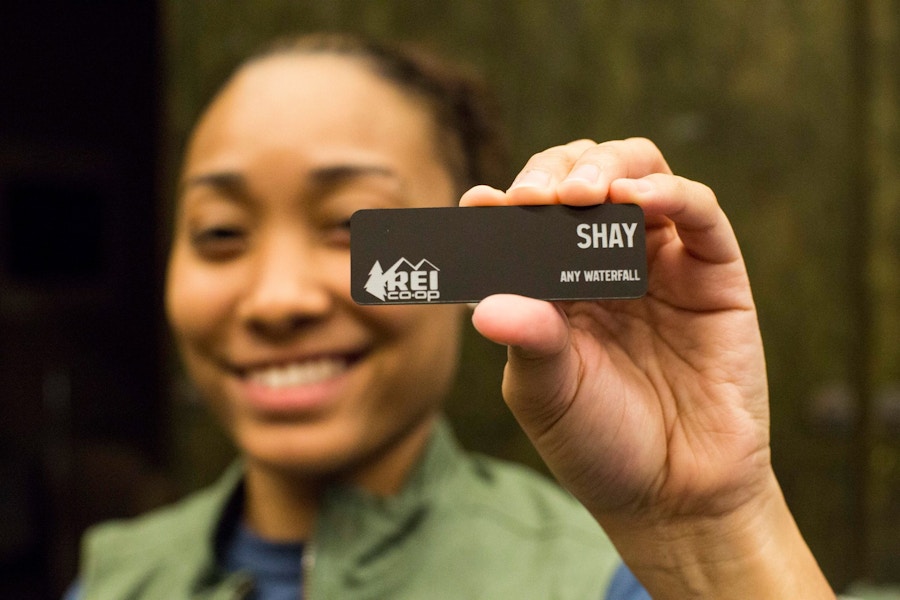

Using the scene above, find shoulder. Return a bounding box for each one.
[78,464,244,599]
[422,447,622,596]
[85,465,238,557]
[424,421,612,549]
[448,451,604,539]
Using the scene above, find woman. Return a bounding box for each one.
[71,33,834,599]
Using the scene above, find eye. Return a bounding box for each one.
[322,218,352,248]
[189,225,248,260]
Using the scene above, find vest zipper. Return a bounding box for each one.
[301,541,316,599]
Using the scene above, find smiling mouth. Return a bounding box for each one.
[245,356,354,389]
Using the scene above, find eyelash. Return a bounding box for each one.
[190,226,247,259]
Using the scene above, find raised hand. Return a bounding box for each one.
[461,138,834,599]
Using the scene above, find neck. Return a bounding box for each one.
[243,464,321,541]
[242,415,437,541]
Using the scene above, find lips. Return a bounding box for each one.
[231,352,364,415]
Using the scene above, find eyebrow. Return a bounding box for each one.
[180,164,400,198]
[179,171,249,200]
[308,164,399,187]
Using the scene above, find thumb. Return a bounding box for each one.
[471,295,580,434]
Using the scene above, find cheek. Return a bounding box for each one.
[165,250,239,347]
[362,303,465,386]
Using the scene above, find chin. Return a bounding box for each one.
[239,420,371,476]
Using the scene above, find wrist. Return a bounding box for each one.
[600,473,835,599]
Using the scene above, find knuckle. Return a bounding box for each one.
[626,136,659,152]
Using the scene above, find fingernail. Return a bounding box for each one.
[509,168,551,189]
[565,164,601,184]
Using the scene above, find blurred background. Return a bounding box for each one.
[1,1,897,597]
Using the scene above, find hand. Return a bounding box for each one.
[461,137,767,522]
[460,138,833,599]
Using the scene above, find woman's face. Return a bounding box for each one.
[166,54,464,484]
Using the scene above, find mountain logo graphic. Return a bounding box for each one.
[364,258,441,302]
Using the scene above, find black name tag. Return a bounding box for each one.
[351,204,647,305]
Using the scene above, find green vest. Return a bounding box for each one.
[79,421,620,599]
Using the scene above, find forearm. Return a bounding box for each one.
[599,474,835,600]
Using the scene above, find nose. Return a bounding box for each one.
[237,234,334,340]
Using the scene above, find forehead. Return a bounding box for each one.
[187,54,434,163]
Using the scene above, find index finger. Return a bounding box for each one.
[477,138,674,207]
[553,137,674,206]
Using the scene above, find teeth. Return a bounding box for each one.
[248,358,346,389]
